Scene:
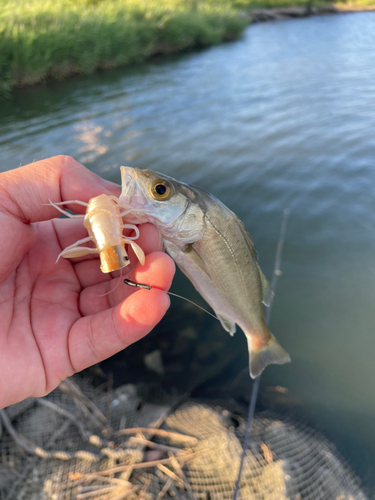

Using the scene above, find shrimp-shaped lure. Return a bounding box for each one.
[49,194,145,273]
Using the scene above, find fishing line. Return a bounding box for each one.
[232,208,290,500]
[123,279,220,321]
[233,374,260,499]
[164,291,220,320]
[98,269,123,297]
[266,208,290,325]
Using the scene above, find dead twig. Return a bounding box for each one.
[4,416,72,500]
[37,399,111,448]
[156,477,173,500]
[260,444,273,464]
[77,451,202,477]
[116,428,198,445]
[59,379,108,429]
[68,472,129,487]
[0,409,101,462]
[37,399,97,443]
[129,436,182,454]
[157,464,185,489]
[108,485,139,500]
[169,452,196,500]
[76,485,118,499]
[155,469,184,500]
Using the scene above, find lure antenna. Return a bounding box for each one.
[232,208,290,500]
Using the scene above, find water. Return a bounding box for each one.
[1,12,375,491]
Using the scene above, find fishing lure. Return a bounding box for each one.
[49,194,145,273]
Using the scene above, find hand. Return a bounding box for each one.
[0,156,175,409]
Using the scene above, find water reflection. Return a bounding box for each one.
[74,121,109,163]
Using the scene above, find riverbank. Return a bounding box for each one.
[1,0,374,95]
[0,0,247,95]
[249,3,375,22]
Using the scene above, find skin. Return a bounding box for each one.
[0,156,175,409]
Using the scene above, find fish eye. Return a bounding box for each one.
[150,179,173,201]
[155,184,166,196]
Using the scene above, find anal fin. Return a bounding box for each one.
[218,315,236,336]
[259,267,274,307]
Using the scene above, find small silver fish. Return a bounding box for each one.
[119,166,290,378]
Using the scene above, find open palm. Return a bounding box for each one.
[0,156,174,409]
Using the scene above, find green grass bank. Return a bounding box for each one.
[0,0,373,94]
[0,0,248,94]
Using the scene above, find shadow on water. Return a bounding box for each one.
[1,12,375,494]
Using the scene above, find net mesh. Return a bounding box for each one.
[0,376,368,500]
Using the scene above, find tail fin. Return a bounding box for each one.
[248,333,290,378]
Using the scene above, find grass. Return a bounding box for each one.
[0,0,373,94]
[0,0,247,94]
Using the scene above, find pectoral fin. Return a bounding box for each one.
[182,243,212,279]
[218,316,237,336]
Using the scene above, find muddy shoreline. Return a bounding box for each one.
[248,4,375,23]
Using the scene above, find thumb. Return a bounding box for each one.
[0,155,119,281]
[0,212,37,281]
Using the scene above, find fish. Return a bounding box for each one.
[119,166,290,378]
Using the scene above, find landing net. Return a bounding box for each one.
[0,376,367,500]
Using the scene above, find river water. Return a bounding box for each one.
[1,12,375,492]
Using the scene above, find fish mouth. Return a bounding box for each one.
[119,166,151,223]
[120,166,136,205]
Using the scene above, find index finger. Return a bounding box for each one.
[0,155,119,223]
